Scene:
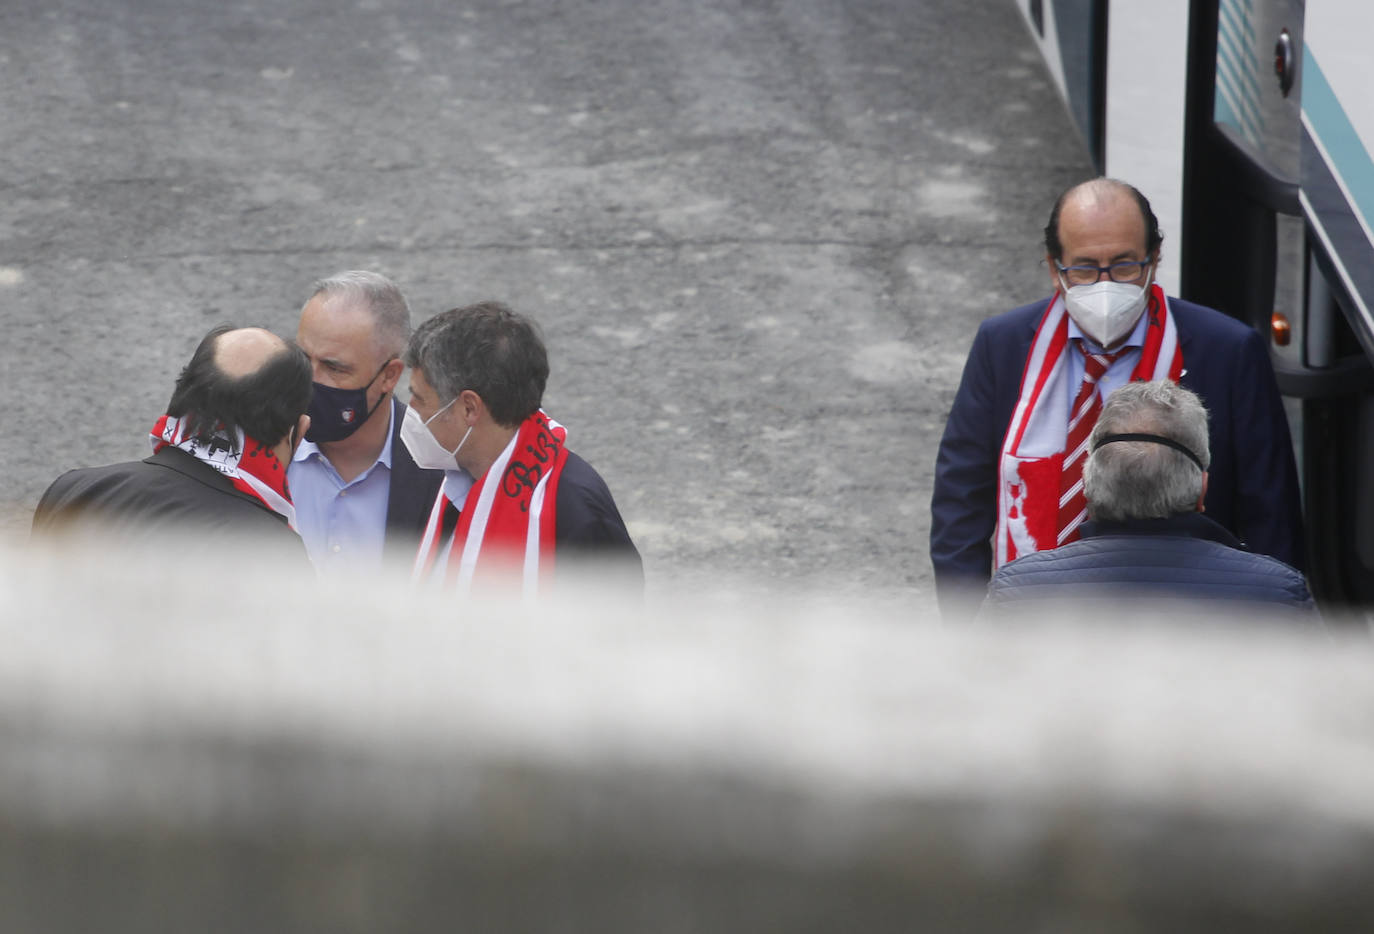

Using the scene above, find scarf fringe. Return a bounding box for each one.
[150,415,297,530]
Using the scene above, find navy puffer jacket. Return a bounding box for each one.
[981,513,1316,618]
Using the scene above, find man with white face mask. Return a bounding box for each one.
[402,301,641,594]
[930,177,1304,617]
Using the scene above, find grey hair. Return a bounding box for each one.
[1083,380,1211,522]
[306,270,411,358]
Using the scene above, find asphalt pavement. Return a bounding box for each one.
[0,0,1093,606]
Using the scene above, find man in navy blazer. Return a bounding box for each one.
[289,271,444,573]
[930,179,1304,615]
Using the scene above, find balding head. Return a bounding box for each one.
[167,325,312,447]
[213,327,290,380]
[1044,177,1162,262]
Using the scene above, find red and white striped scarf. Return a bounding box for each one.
[150,414,297,530]
[412,409,568,597]
[995,284,1182,567]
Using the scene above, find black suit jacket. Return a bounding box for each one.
[383,397,446,561]
[32,446,308,563]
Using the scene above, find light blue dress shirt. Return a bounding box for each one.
[288,406,395,575]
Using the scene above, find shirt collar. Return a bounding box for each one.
[435,466,476,514]
[376,402,396,469]
[291,437,321,465]
[1066,308,1150,355]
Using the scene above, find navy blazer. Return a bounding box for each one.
[383,397,445,561]
[930,295,1305,613]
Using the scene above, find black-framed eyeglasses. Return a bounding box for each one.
[1055,260,1152,286]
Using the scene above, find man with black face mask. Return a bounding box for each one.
[289,271,444,574]
[929,178,1305,617]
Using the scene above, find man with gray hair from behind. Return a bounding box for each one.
[981,380,1315,619]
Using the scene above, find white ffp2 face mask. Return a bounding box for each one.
[400,400,472,472]
[1061,279,1149,348]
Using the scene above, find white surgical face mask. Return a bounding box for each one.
[400,399,472,471]
[1061,277,1149,349]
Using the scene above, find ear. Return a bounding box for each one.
[1046,254,1062,294]
[377,357,405,394]
[277,414,311,465]
[1195,471,1209,512]
[458,389,487,425]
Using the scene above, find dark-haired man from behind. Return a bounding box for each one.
[930,176,1303,617]
[402,301,641,594]
[982,381,1314,618]
[32,325,312,558]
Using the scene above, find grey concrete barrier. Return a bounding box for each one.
[2,534,1372,932]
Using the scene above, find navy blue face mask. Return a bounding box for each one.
[304,359,393,443]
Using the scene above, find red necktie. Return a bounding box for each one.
[1057,343,1125,546]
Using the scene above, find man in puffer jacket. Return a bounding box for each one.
[981,380,1315,620]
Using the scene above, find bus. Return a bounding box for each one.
[1019,0,1374,607]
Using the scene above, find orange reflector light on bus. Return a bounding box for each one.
[1272,312,1292,347]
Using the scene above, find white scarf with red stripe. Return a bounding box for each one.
[150,414,297,530]
[412,409,568,597]
[995,285,1183,567]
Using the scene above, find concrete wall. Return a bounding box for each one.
[2,536,1372,931]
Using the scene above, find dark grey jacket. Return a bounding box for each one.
[32,445,308,564]
[981,513,1315,619]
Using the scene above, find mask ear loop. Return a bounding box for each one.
[360,358,400,423]
[1139,261,1160,321]
[286,416,305,461]
[420,397,473,459]
[424,395,459,428]
[451,424,474,458]
[366,358,397,389]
